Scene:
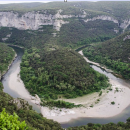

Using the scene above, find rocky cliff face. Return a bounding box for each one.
[0,10,129,31]
[0,11,62,31]
[84,15,119,24]
[84,15,130,31]
[120,19,130,31]
[0,10,86,31]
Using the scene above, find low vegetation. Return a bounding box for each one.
[41,100,82,109]
[111,101,115,105]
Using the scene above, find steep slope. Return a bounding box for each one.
[3,2,130,50]
[2,2,130,50]
[0,18,118,50]
[83,32,130,79]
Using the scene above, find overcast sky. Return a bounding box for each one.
[1,0,130,4]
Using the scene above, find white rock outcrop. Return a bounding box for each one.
[123,35,130,41]
[120,19,130,31]
[2,33,12,41]
[84,15,130,31]
[0,10,129,32]
[0,9,87,31]
[84,15,119,24]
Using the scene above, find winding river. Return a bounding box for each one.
[2,46,41,113]
[2,46,130,128]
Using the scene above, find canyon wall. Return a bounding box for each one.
[0,10,129,31]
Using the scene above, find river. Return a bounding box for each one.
[2,46,41,113]
[2,46,130,128]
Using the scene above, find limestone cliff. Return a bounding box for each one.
[84,15,119,25]
[84,15,130,31]
[0,10,86,31]
[0,10,129,31]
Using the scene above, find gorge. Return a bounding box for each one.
[0,1,130,129]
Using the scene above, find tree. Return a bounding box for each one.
[0,108,28,130]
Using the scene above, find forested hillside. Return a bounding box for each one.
[83,32,130,79]
[0,43,15,78]
[0,18,118,50]
[20,48,109,101]
[57,19,117,48]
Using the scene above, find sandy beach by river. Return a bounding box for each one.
[8,59,41,105]
[41,78,130,123]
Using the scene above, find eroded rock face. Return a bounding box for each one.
[84,15,119,24]
[0,10,87,31]
[0,11,55,30]
[120,19,130,31]
[0,10,129,31]
[84,15,130,31]
[123,35,130,41]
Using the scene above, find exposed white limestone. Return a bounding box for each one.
[0,9,87,31]
[2,38,8,41]
[123,35,130,41]
[2,32,12,41]
[120,19,130,31]
[114,28,119,33]
[52,33,57,37]
[84,15,119,24]
[53,19,69,31]
[0,10,129,31]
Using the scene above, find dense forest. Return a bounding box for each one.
[0,43,15,77]
[20,48,109,101]
[57,19,118,49]
[83,32,130,79]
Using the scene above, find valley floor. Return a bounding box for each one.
[6,49,130,123]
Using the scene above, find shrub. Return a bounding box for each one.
[111,101,115,105]
[99,91,102,96]
[0,108,28,130]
